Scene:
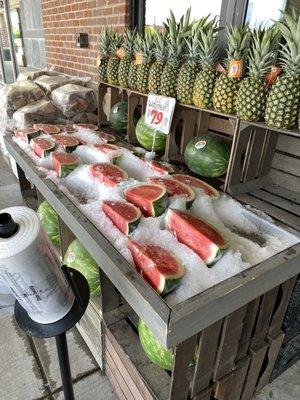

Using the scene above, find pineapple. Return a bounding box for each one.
[148,31,167,94]
[177,16,218,105]
[118,28,137,87]
[265,9,300,130]
[128,33,142,91]
[107,32,123,86]
[137,32,154,93]
[193,27,219,108]
[160,8,192,98]
[212,25,250,114]
[98,28,112,82]
[236,27,278,122]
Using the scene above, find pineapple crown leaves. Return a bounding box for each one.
[183,29,201,63]
[276,9,300,76]
[139,31,155,63]
[109,32,123,56]
[199,28,219,69]
[247,27,280,78]
[153,30,167,63]
[123,28,137,57]
[226,24,251,62]
[194,14,220,35]
[99,28,112,59]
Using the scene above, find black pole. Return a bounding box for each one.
[55,332,75,400]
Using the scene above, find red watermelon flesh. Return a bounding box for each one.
[102,201,141,235]
[127,239,186,295]
[148,177,195,208]
[51,151,79,178]
[53,135,80,152]
[165,209,228,266]
[56,124,76,133]
[172,174,219,198]
[33,123,61,135]
[124,184,168,217]
[94,143,122,156]
[14,128,40,142]
[73,123,98,131]
[98,131,116,142]
[90,163,128,187]
[140,158,174,175]
[31,138,55,158]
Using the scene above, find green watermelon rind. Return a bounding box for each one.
[138,319,174,370]
[63,239,101,296]
[37,201,60,246]
[60,162,78,178]
[109,102,128,133]
[102,201,141,236]
[135,115,166,151]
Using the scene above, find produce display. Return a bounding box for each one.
[148,177,195,208]
[98,9,300,131]
[64,239,100,296]
[51,151,79,178]
[124,184,168,217]
[37,201,60,246]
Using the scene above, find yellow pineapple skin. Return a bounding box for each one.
[176,61,199,105]
[193,69,218,108]
[148,61,165,94]
[107,57,120,86]
[212,74,241,114]
[160,64,179,98]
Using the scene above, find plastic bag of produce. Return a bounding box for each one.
[17,69,47,81]
[34,74,73,93]
[13,99,63,128]
[51,84,97,118]
[71,111,98,124]
[0,80,45,117]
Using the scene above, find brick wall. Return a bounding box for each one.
[41,0,131,80]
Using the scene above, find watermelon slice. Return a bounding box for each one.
[94,143,122,156]
[102,200,141,235]
[90,163,128,187]
[124,184,168,217]
[127,239,186,295]
[56,124,76,133]
[172,174,219,198]
[165,209,228,266]
[73,123,98,131]
[51,151,79,178]
[148,177,195,208]
[98,131,116,142]
[31,138,56,158]
[53,135,80,153]
[33,123,60,135]
[146,160,174,175]
[14,127,40,142]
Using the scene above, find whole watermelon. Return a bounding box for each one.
[37,201,60,246]
[64,239,100,296]
[136,115,166,151]
[109,101,139,133]
[138,319,173,370]
[184,134,231,178]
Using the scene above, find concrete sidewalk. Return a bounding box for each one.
[0,153,299,400]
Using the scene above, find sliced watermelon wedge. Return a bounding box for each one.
[31,138,56,158]
[14,128,40,142]
[98,131,116,142]
[94,143,122,156]
[102,200,141,235]
[127,239,186,295]
[56,124,76,133]
[165,209,228,266]
[90,163,128,187]
[73,123,98,131]
[53,135,80,153]
[33,123,61,135]
[148,177,195,208]
[172,174,219,198]
[146,160,174,175]
[124,184,168,217]
[51,151,79,178]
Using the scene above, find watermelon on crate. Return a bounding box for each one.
[165,209,228,266]
[56,124,76,133]
[37,201,60,246]
[51,151,79,178]
[138,319,173,370]
[127,239,186,295]
[33,123,61,135]
[124,184,168,217]
[172,174,219,198]
[14,127,40,142]
[64,239,100,296]
[73,123,98,131]
[89,163,128,187]
[98,131,116,142]
[184,134,230,178]
[102,200,141,235]
[148,177,195,208]
[136,115,166,151]
[53,135,80,153]
[109,101,140,134]
[31,138,56,158]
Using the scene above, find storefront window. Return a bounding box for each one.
[245,0,287,27]
[145,0,223,28]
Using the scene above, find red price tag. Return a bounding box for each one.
[145,94,176,135]
[150,109,164,125]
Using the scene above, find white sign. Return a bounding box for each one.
[145,93,176,135]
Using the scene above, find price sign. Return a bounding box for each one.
[145,93,176,135]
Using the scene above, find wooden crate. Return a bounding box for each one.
[270,333,300,382]
[282,275,300,343]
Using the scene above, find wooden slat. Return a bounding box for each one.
[127,92,140,143]
[106,363,128,400]
[58,217,75,257]
[258,131,279,177]
[272,153,300,177]
[164,109,184,162]
[235,193,300,230]
[269,168,300,194]
[249,189,300,216]
[193,387,212,400]
[242,128,267,181]
[209,116,235,136]
[276,135,300,157]
[100,269,121,315]
[264,185,300,205]
[191,320,223,396]
[180,109,198,153]
[98,83,109,125]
